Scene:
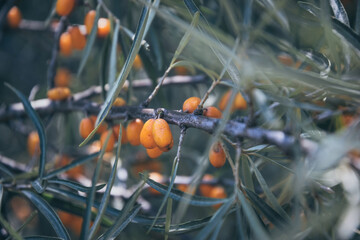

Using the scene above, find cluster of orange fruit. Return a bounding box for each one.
[47,68,73,101]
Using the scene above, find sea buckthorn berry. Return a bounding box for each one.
[133,54,143,69]
[7,6,22,28]
[113,97,126,107]
[152,119,173,149]
[148,172,163,195]
[209,142,226,168]
[47,87,71,101]
[218,90,247,112]
[84,10,96,34]
[174,66,188,75]
[182,97,201,113]
[203,106,222,119]
[100,130,115,152]
[55,155,84,179]
[234,92,247,110]
[159,138,173,152]
[56,0,75,16]
[27,131,40,156]
[140,119,157,149]
[97,18,110,38]
[112,125,128,144]
[90,116,108,134]
[209,186,227,209]
[199,174,214,197]
[126,119,144,146]
[55,68,71,87]
[146,147,163,159]
[59,32,72,56]
[79,118,94,139]
[69,26,86,50]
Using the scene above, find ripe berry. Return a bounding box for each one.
[126,119,144,146]
[174,66,188,75]
[89,116,108,134]
[97,18,110,38]
[7,6,22,28]
[133,54,143,69]
[113,97,126,107]
[84,10,96,34]
[234,92,247,110]
[59,32,72,56]
[199,174,214,197]
[79,118,94,139]
[209,186,227,209]
[55,155,84,179]
[152,119,173,149]
[209,142,226,168]
[218,90,247,112]
[146,147,163,159]
[182,97,201,113]
[148,172,163,195]
[203,106,222,119]
[55,68,71,87]
[27,131,40,156]
[140,119,157,149]
[100,130,115,152]
[159,138,173,152]
[69,26,86,50]
[56,0,75,16]
[112,125,128,144]
[47,87,71,101]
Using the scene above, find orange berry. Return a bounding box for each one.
[203,106,222,119]
[126,119,144,146]
[174,66,188,75]
[209,142,226,168]
[59,32,72,56]
[209,186,227,209]
[182,97,201,113]
[218,90,247,112]
[140,119,157,149]
[27,131,40,156]
[57,210,83,236]
[146,147,163,159]
[84,10,96,34]
[177,184,188,192]
[199,174,214,197]
[79,118,94,139]
[90,116,108,134]
[234,92,247,110]
[133,54,143,69]
[100,130,115,152]
[159,138,173,152]
[68,26,86,50]
[148,172,163,195]
[56,0,75,16]
[47,87,71,101]
[97,18,110,38]
[7,6,21,28]
[113,97,126,107]
[55,155,84,179]
[55,68,71,87]
[152,119,173,149]
[112,125,128,144]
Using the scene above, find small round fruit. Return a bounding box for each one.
[90,116,108,134]
[55,155,84,179]
[133,54,142,69]
[97,18,110,38]
[152,119,173,149]
[79,118,94,139]
[209,186,227,209]
[84,10,96,34]
[7,6,22,28]
[126,119,144,146]
[183,97,201,113]
[209,142,226,168]
[234,92,247,110]
[146,147,163,159]
[140,119,157,149]
[148,172,163,195]
[218,90,247,111]
[59,32,72,56]
[159,138,173,152]
[56,0,75,16]
[113,97,126,107]
[199,174,214,197]
[203,106,222,119]
[69,26,86,50]
[100,130,115,152]
[55,68,71,87]
[112,125,128,144]
[47,87,71,101]
[174,66,188,75]
[27,131,40,156]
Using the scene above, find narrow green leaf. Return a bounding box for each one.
[80,1,152,146]
[77,3,101,77]
[329,0,350,27]
[259,0,289,30]
[140,173,227,206]
[88,124,123,239]
[0,213,23,240]
[21,190,70,240]
[251,153,294,173]
[47,179,105,193]
[170,60,218,81]
[246,155,290,222]
[44,152,99,179]
[355,1,360,34]
[24,237,63,240]
[165,198,173,240]
[237,190,270,240]
[152,215,211,234]
[108,20,120,88]
[5,83,47,186]
[241,155,254,192]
